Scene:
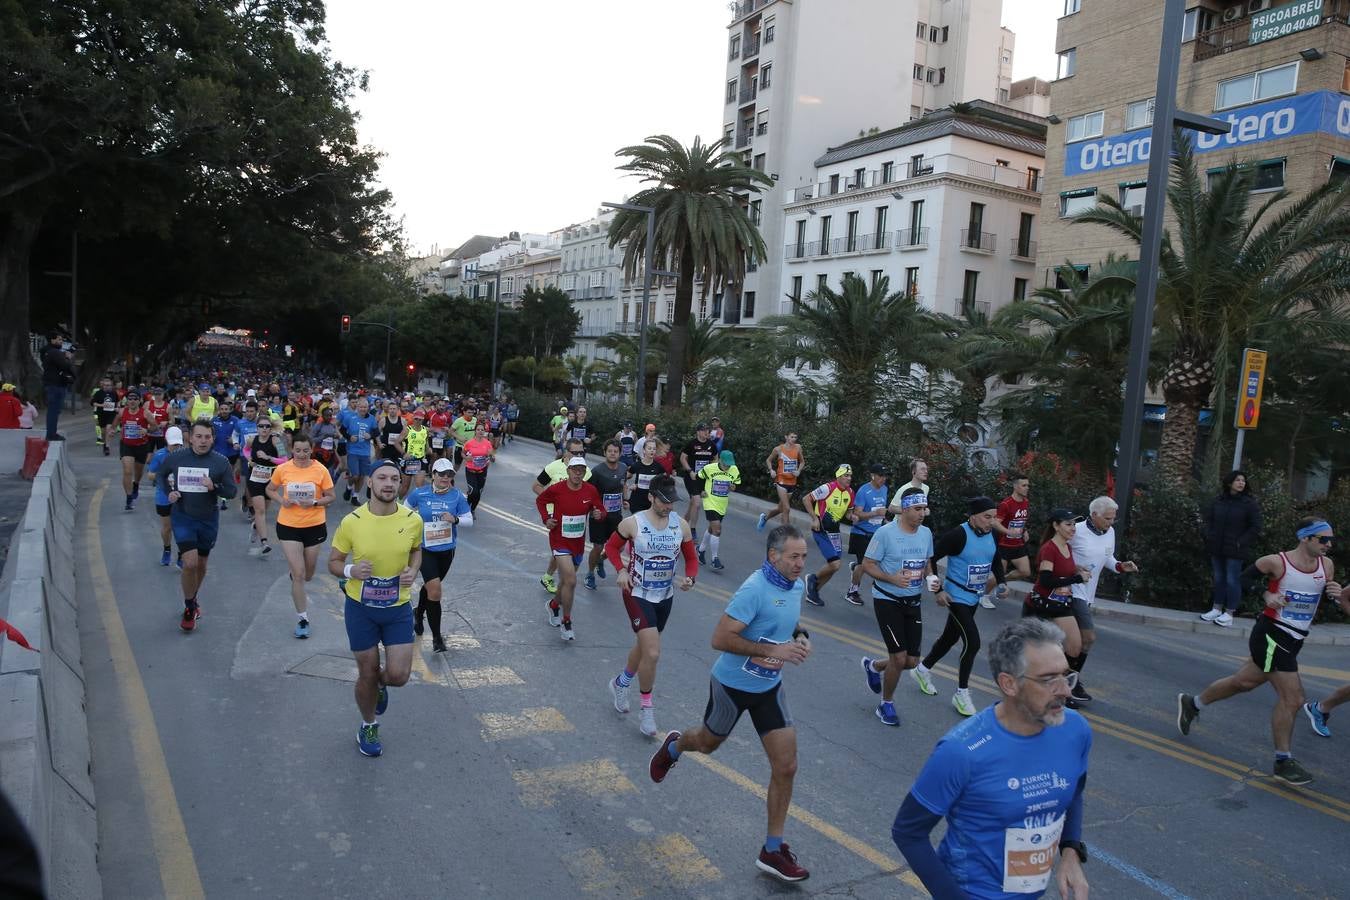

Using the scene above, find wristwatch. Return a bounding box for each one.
[1060,840,1088,864]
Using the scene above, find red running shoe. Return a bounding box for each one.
[756,843,809,882]
[180,604,200,632]
[648,730,680,783]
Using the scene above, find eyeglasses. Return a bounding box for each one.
[1020,670,1079,690]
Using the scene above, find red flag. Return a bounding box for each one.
[0,617,37,651]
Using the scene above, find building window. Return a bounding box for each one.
[1054,265,1090,290]
[1182,7,1214,42]
[723,123,733,145]
[926,67,937,83]
[910,153,929,175]
[764,17,775,43]
[819,215,831,246]
[1331,158,1350,185]
[904,267,920,298]
[1119,182,1147,213]
[930,25,940,42]
[793,219,807,254]
[938,67,946,84]
[1014,277,1028,301]
[874,206,888,239]
[962,270,980,303]
[1063,0,1081,13]
[756,110,768,135]
[750,199,762,225]
[753,153,766,171]
[909,199,924,233]
[1060,188,1097,217]
[729,34,740,59]
[913,63,924,81]
[870,269,883,289]
[1017,212,1035,257]
[916,21,927,38]
[829,173,840,194]
[790,275,803,312]
[1057,47,1077,79]
[941,25,949,42]
[846,211,859,250]
[881,160,894,183]
[1065,110,1104,143]
[816,273,828,296]
[1126,98,1155,131]
[1208,159,1286,193]
[761,63,772,88]
[743,290,756,318]
[1216,62,1298,111]
[726,79,737,103]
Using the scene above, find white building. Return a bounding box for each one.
[560,212,624,363]
[722,0,1016,326]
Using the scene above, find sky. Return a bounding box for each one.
[323,0,1059,256]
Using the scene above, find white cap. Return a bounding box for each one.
[567,456,588,468]
[246,389,257,397]
[165,426,184,446]
[432,458,455,474]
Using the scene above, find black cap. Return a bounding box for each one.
[649,475,679,503]
[967,496,997,515]
[696,422,709,431]
[1048,507,1077,523]
[869,463,890,476]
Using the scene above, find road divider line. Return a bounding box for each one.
[86,484,206,900]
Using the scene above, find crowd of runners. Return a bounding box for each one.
[90,352,1349,897]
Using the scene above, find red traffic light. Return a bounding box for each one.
[406,362,416,373]
[340,314,351,334]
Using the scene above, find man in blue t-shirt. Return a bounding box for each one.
[647,525,813,885]
[339,396,379,505]
[845,463,891,605]
[892,618,1091,900]
[859,486,935,726]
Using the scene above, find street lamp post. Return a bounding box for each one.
[351,310,397,385]
[602,201,656,411]
[487,267,503,395]
[1114,0,1230,536]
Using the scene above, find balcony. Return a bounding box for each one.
[738,84,757,104]
[955,298,993,320]
[792,154,1042,206]
[1011,240,1037,261]
[896,228,929,249]
[743,36,761,59]
[730,0,768,22]
[960,229,996,254]
[736,130,752,149]
[784,240,822,260]
[1194,10,1346,61]
[837,232,888,254]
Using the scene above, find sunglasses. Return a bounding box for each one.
[1314,536,1334,545]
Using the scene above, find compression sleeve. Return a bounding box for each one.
[680,539,700,578]
[1241,563,1267,593]
[931,527,967,564]
[604,532,627,572]
[536,469,551,487]
[1038,571,1083,589]
[891,793,968,899]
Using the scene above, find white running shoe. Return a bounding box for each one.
[1215,612,1234,627]
[979,595,996,609]
[1199,608,1223,622]
[547,600,561,627]
[610,677,630,713]
[639,707,658,737]
[911,666,938,696]
[952,688,977,717]
[560,624,575,641]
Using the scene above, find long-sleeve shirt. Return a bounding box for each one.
[159,448,238,519]
[1069,520,1122,603]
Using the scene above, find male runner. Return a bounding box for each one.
[604,475,697,736]
[990,473,1033,608]
[564,406,595,456]
[504,397,519,443]
[802,464,856,607]
[535,457,605,640]
[405,458,472,654]
[626,440,666,514]
[550,407,569,458]
[232,402,261,514]
[1178,516,1342,785]
[111,391,152,511]
[339,397,378,505]
[188,383,217,423]
[648,525,813,883]
[460,421,496,512]
[912,497,1004,717]
[210,400,240,510]
[144,387,171,451]
[428,401,452,462]
[310,408,340,479]
[328,461,423,757]
[1067,495,1139,705]
[161,420,238,630]
[893,619,1090,899]
[400,409,430,499]
[584,440,629,591]
[450,403,479,467]
[267,433,336,638]
[90,376,119,455]
[758,431,804,532]
[532,437,590,593]
[696,449,741,571]
[616,422,639,466]
[147,427,185,566]
[679,424,718,544]
[845,463,890,606]
[860,487,937,726]
[887,458,930,515]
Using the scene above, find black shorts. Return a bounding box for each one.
[848,530,875,560]
[622,588,673,633]
[703,677,792,738]
[95,412,117,427]
[1250,616,1304,673]
[998,545,1031,561]
[120,442,151,464]
[1022,595,1076,619]
[155,503,172,518]
[590,513,622,544]
[419,547,456,584]
[246,479,271,499]
[683,475,702,497]
[337,441,348,457]
[703,509,724,523]
[149,435,167,451]
[402,456,426,477]
[874,598,923,655]
[275,522,328,547]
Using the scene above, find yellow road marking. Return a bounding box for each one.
[512,758,636,808]
[86,484,206,899]
[451,665,525,689]
[410,644,441,685]
[442,633,482,650]
[637,833,721,886]
[478,707,575,741]
[568,847,638,896]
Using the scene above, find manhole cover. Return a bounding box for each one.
[289,654,359,683]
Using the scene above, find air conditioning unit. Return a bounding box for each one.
[1247,0,1271,12]
[1127,204,1144,217]
[1222,5,1243,23]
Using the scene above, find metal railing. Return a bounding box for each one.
[784,240,821,259]
[736,130,752,149]
[960,229,996,253]
[744,36,760,58]
[1011,239,1037,260]
[896,228,929,248]
[1195,12,1348,61]
[839,232,887,253]
[738,84,757,104]
[730,0,768,22]
[794,154,1042,204]
[955,298,993,319]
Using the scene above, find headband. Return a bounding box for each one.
[1297,521,1332,540]
[900,492,928,509]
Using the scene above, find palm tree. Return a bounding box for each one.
[648,317,739,396]
[596,331,667,406]
[609,135,772,407]
[1075,135,1350,484]
[563,354,608,401]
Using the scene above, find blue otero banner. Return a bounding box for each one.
[1063,90,1350,177]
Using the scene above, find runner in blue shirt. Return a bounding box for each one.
[404,457,472,653]
[232,402,261,516]
[648,525,814,884]
[210,402,240,510]
[339,396,379,505]
[892,618,1091,900]
[845,463,891,605]
[147,426,185,567]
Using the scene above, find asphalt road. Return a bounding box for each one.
[74,433,1350,899]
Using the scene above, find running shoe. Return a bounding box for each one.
[639,707,658,737]
[596,559,606,579]
[584,572,597,591]
[862,657,882,694]
[179,603,200,632]
[124,498,134,512]
[711,557,724,570]
[1274,757,1313,786]
[541,573,557,594]
[294,618,310,639]
[911,666,937,696]
[343,486,352,502]
[102,443,110,457]
[357,723,382,757]
[756,512,767,532]
[756,844,809,883]
[375,684,389,716]
[1304,700,1332,737]
[876,702,899,726]
[547,599,561,627]
[649,731,681,783]
[160,548,172,567]
[804,573,823,607]
[845,588,863,606]
[952,688,976,717]
[260,542,272,556]
[219,499,227,511]
[431,635,447,653]
[697,547,706,565]
[1199,608,1223,622]
[1215,612,1234,627]
[995,583,1010,600]
[560,622,575,641]
[979,595,996,609]
[1176,693,1199,736]
[610,677,630,713]
[1071,682,1092,703]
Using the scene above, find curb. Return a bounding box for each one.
[0,441,100,898]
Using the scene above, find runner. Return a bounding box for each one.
[535,457,605,641]
[604,475,697,736]
[1304,583,1350,734]
[532,437,591,594]
[584,440,630,590]
[338,397,378,505]
[647,525,813,883]
[802,464,856,607]
[758,431,804,532]
[233,402,261,517]
[550,406,569,458]
[990,473,1033,608]
[147,427,186,566]
[696,450,741,571]
[245,419,287,558]
[679,424,719,545]
[1177,516,1342,785]
[461,422,496,512]
[110,391,152,511]
[859,487,936,726]
[161,420,238,631]
[327,461,423,757]
[405,458,472,654]
[428,401,452,462]
[845,463,890,606]
[708,416,726,452]
[626,440,666,515]
[188,383,217,423]
[887,458,931,515]
[377,400,406,466]
[400,409,430,499]
[210,400,240,510]
[892,618,1091,899]
[1068,496,1139,706]
[310,407,341,481]
[91,376,119,455]
[565,406,596,456]
[1022,509,1092,708]
[911,497,1004,717]
[504,397,519,444]
[616,422,639,467]
[632,422,658,460]
[267,433,335,638]
[450,402,479,467]
[144,386,171,451]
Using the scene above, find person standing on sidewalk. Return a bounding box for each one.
[1068,496,1139,706]
[1200,470,1262,627]
[40,331,75,441]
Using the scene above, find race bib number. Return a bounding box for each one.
[360,575,401,608]
[898,559,925,590]
[424,519,453,549]
[827,530,842,553]
[249,464,274,483]
[711,479,731,497]
[356,424,370,441]
[431,436,444,449]
[1007,522,1025,540]
[285,481,316,504]
[573,426,587,440]
[603,492,623,513]
[404,458,422,474]
[1283,590,1321,626]
[321,437,335,450]
[781,455,798,474]
[743,638,786,680]
[693,460,708,474]
[636,473,654,490]
[965,563,992,593]
[123,423,144,440]
[1002,815,1064,894]
[177,467,210,493]
[561,514,587,538]
[472,455,489,468]
[868,505,885,525]
[102,400,116,412]
[639,557,675,592]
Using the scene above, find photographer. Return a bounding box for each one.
[40,331,76,441]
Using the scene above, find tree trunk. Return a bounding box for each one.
[663,247,696,408]
[1157,392,1204,485]
[1286,410,1304,485]
[0,207,45,395]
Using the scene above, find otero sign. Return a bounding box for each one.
[1250,0,1323,47]
[1064,90,1350,176]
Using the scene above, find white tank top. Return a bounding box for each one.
[1266,551,1328,639]
[627,510,684,601]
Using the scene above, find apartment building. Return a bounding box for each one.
[778,101,1045,324]
[721,0,1013,326]
[498,246,562,307]
[560,212,624,362]
[1039,0,1350,287]
[462,233,557,301]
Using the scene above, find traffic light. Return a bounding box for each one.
[340,314,351,334]
[407,362,416,374]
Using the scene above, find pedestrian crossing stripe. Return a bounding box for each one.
[637,833,721,886]
[478,707,574,741]
[567,847,634,896]
[511,759,636,808]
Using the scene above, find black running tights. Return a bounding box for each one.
[922,603,980,688]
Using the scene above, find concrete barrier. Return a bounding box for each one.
[0,441,100,899]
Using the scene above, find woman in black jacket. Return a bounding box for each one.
[1199,470,1262,626]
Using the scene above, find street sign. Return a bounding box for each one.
[1234,348,1268,430]
[1250,0,1323,47]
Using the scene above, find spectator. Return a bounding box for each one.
[18,392,37,429]
[0,383,21,429]
[41,331,76,441]
[1199,470,1262,627]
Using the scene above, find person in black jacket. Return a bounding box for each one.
[40,331,75,441]
[1200,470,1262,627]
